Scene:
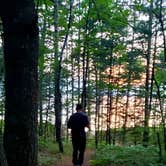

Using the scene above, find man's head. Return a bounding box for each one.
[76,103,83,112]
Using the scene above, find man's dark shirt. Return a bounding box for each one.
[67,112,89,139]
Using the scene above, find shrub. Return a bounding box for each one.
[90,144,165,166]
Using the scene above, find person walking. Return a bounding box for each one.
[67,103,89,166]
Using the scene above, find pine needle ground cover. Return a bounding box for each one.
[90,144,166,166]
[38,138,72,166]
[38,138,59,166]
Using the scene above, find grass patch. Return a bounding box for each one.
[38,137,73,166]
[38,151,59,166]
[38,137,59,166]
[90,144,166,166]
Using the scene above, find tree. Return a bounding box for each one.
[0,130,8,166]
[143,0,153,147]
[0,0,39,165]
[53,0,62,153]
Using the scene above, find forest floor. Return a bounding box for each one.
[55,149,94,166]
[38,139,95,166]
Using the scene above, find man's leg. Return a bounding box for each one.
[78,137,86,165]
[72,139,79,165]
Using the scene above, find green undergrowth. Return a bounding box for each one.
[38,137,72,166]
[90,144,166,166]
[38,137,59,166]
[38,136,95,166]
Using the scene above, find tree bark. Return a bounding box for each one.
[1,1,38,165]
[81,1,91,110]
[143,1,153,147]
[38,7,47,137]
[53,0,63,153]
[0,131,8,166]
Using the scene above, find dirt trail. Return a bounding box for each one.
[55,149,94,166]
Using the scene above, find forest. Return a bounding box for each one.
[0,0,166,166]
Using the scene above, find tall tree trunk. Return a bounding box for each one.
[53,0,73,152]
[122,82,130,145]
[38,7,47,137]
[44,72,52,140]
[0,131,8,166]
[77,0,81,103]
[94,67,100,148]
[143,1,153,147]
[66,76,69,140]
[155,0,166,62]
[53,0,63,153]
[154,78,166,151]
[1,0,38,165]
[106,49,113,144]
[81,1,91,110]
[71,56,74,114]
[0,28,7,166]
[113,88,120,145]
